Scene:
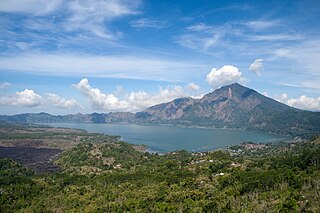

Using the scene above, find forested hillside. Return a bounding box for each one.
[0,123,319,212]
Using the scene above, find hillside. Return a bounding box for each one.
[1,83,319,138]
[0,112,135,124]
[1,123,320,212]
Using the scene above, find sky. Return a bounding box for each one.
[0,0,320,115]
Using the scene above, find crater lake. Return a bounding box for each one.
[49,123,288,153]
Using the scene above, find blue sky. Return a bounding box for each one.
[0,0,320,114]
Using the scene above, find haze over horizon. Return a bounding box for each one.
[0,0,320,115]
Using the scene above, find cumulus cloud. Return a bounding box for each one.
[190,94,204,99]
[206,65,244,89]
[249,58,263,76]
[74,78,187,112]
[0,89,43,107]
[0,82,11,89]
[0,89,80,109]
[127,86,185,111]
[187,82,200,91]
[47,93,79,108]
[74,78,129,111]
[276,93,320,111]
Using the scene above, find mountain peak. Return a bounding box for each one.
[226,82,243,87]
[202,82,253,102]
[219,82,249,91]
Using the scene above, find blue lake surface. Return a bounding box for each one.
[49,123,287,153]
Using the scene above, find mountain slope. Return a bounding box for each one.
[135,83,320,138]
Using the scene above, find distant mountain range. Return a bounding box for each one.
[1,83,319,139]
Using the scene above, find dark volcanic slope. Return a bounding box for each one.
[0,146,61,174]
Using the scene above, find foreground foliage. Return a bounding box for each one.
[0,128,320,212]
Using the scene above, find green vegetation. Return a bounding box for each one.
[0,121,120,150]
[0,123,320,212]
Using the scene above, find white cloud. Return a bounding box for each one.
[47,93,79,108]
[187,82,200,91]
[64,0,140,38]
[0,0,141,39]
[127,86,185,111]
[74,78,129,111]
[246,20,280,30]
[178,34,222,51]
[74,78,187,112]
[0,53,206,82]
[249,58,263,76]
[177,23,227,51]
[272,39,320,77]
[276,93,320,111]
[0,89,43,108]
[250,34,303,41]
[114,85,125,96]
[0,82,11,89]
[187,23,215,32]
[206,65,245,89]
[68,0,139,21]
[130,18,167,29]
[280,81,320,90]
[0,0,63,15]
[190,94,204,99]
[0,89,81,109]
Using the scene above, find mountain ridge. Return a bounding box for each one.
[1,83,319,139]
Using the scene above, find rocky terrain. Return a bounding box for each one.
[0,146,61,173]
[0,122,119,174]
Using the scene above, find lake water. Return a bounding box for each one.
[49,123,287,153]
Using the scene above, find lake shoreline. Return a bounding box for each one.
[47,122,288,153]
